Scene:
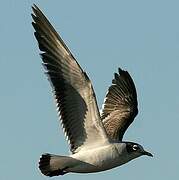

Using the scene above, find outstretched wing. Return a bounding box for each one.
[32,4,109,154]
[101,68,138,141]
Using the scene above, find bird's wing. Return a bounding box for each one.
[32,4,109,154]
[101,68,138,141]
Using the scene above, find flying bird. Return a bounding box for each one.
[31,4,153,177]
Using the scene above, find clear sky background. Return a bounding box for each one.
[1,0,179,179]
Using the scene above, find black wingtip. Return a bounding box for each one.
[32,3,38,11]
[114,72,118,79]
[31,4,43,17]
[118,67,123,73]
[118,67,127,75]
[31,4,39,21]
[31,4,36,13]
[31,14,36,23]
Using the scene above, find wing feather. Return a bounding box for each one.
[32,4,109,153]
[101,68,138,141]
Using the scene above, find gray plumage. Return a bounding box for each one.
[32,5,108,154]
[31,4,152,177]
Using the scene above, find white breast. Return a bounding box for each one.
[69,143,127,173]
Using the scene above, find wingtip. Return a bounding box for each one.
[118,67,124,74]
[31,13,36,22]
[114,72,119,79]
[31,4,42,15]
[31,4,38,19]
[32,3,37,10]
[31,4,36,12]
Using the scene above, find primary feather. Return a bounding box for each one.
[32,4,109,154]
[101,68,138,141]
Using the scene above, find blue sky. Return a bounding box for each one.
[1,0,179,179]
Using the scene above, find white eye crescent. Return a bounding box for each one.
[132,144,139,151]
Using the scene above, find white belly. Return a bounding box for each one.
[68,144,127,173]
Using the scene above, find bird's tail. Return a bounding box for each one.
[39,153,72,176]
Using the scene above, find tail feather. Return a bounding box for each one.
[39,153,70,176]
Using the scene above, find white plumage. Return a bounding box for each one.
[32,4,153,177]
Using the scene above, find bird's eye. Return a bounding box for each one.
[132,145,139,151]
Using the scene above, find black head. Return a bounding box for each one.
[126,142,153,157]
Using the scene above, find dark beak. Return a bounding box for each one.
[143,151,153,157]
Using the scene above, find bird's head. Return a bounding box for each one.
[125,142,153,160]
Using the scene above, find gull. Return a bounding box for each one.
[31,4,153,177]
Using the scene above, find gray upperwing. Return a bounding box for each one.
[32,4,109,154]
